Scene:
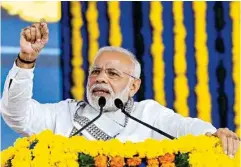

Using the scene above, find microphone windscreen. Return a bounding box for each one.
[98,96,106,107]
[114,99,123,109]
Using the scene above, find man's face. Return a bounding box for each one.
[86,51,136,111]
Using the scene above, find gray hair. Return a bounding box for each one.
[94,46,141,79]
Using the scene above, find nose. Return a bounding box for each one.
[95,70,108,84]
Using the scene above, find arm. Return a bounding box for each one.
[152,102,216,138]
[1,61,72,136]
[153,102,239,157]
[0,21,65,136]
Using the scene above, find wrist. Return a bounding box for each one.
[16,54,35,69]
[18,52,36,63]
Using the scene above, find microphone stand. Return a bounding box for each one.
[70,103,104,137]
[120,107,176,140]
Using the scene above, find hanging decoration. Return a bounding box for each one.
[86,2,99,65]
[107,1,122,46]
[150,1,166,106]
[230,1,240,136]
[173,1,189,117]
[70,1,85,100]
[193,2,212,122]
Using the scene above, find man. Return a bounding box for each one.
[1,21,239,158]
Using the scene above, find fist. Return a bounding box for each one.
[20,19,49,61]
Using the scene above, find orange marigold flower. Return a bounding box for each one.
[126,157,142,166]
[147,158,159,167]
[160,162,175,167]
[158,153,175,164]
[94,155,108,167]
[110,156,125,167]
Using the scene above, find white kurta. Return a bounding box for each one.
[1,62,217,142]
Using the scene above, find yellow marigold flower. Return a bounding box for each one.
[11,148,31,162]
[11,160,31,167]
[32,142,50,157]
[83,141,99,157]
[66,160,79,167]
[94,155,108,167]
[110,156,125,167]
[1,130,240,166]
[64,152,78,161]
[14,137,30,149]
[57,161,68,167]
[234,148,240,167]
[31,157,49,167]
[67,136,87,152]
[36,129,54,143]
[1,146,15,167]
[147,158,159,167]
[11,149,32,167]
[158,153,175,164]
[29,134,37,143]
[104,139,125,157]
[161,162,175,167]
[126,157,142,166]
[49,150,66,164]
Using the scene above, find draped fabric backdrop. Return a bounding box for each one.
[60,1,240,135]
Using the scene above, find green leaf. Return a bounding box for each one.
[174,152,190,167]
[29,140,38,150]
[78,153,95,167]
[7,158,12,167]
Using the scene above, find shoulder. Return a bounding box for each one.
[134,99,176,118]
[135,99,173,113]
[56,99,86,114]
[65,99,86,109]
[52,99,87,120]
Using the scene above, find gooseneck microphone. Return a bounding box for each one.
[114,98,176,140]
[71,96,106,137]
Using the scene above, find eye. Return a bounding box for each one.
[90,69,100,75]
[107,70,120,77]
[109,71,118,76]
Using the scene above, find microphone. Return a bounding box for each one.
[114,98,176,140]
[70,96,106,137]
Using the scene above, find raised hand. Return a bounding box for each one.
[17,19,49,68]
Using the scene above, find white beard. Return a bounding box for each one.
[86,82,130,112]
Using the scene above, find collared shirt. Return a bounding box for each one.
[1,63,217,142]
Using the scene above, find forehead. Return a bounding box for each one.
[93,51,134,69]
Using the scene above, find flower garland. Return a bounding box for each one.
[70,1,85,100]
[150,1,166,106]
[108,1,122,46]
[1,130,240,167]
[230,1,240,136]
[86,2,99,65]
[173,2,189,117]
[193,2,212,122]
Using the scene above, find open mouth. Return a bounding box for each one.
[92,88,111,96]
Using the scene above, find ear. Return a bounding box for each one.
[129,79,141,97]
